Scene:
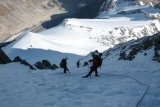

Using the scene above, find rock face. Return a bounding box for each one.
[0,49,11,64]
[0,0,102,42]
[0,0,63,42]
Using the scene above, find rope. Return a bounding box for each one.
[134,69,160,107]
[104,73,150,107]
[135,86,149,107]
[106,73,148,86]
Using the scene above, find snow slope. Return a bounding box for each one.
[0,44,160,107]
[1,1,160,107]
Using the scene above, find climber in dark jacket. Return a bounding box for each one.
[82,50,101,78]
[60,57,69,73]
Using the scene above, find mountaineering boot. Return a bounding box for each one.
[95,74,99,77]
[82,76,88,78]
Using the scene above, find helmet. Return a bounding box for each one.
[65,57,68,60]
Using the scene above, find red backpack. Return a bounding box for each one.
[92,56,101,68]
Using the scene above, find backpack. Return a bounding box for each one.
[59,59,66,68]
[60,59,65,68]
[93,56,102,68]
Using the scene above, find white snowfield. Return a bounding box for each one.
[0,48,160,107]
[2,16,160,63]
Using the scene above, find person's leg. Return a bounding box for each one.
[82,67,94,78]
[66,67,69,71]
[66,67,70,74]
[64,67,66,73]
[94,68,99,76]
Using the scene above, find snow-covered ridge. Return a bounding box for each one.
[3,17,160,65]
[63,18,160,48]
[93,20,160,47]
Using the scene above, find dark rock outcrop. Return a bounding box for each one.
[105,32,160,62]
[34,60,58,70]
[0,49,12,64]
[13,56,36,70]
[121,32,160,61]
